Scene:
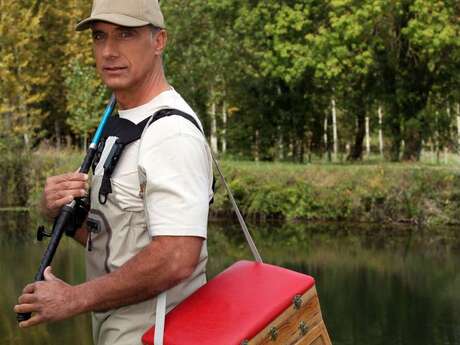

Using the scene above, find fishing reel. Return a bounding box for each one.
[36,225,52,242]
[35,197,90,242]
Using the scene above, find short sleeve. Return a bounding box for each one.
[138,119,212,238]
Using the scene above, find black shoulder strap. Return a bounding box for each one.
[149,108,203,134]
[102,115,153,145]
[96,108,208,205]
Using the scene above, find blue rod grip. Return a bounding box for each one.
[91,94,116,146]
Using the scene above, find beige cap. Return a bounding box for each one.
[76,0,165,31]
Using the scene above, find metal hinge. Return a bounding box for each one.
[293,294,303,310]
[269,326,279,341]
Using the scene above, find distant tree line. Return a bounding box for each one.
[1,0,459,162]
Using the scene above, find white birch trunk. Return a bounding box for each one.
[378,106,384,158]
[456,103,460,150]
[210,101,218,154]
[435,111,440,164]
[23,133,29,149]
[254,129,260,162]
[324,116,328,160]
[221,101,227,154]
[288,140,294,159]
[331,98,338,162]
[278,126,284,160]
[365,116,371,157]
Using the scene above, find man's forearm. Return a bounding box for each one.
[72,236,203,314]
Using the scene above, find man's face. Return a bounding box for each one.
[91,22,164,91]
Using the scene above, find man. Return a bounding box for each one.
[14,1,213,344]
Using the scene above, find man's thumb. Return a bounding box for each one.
[44,266,60,282]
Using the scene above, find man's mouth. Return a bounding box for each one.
[103,66,127,73]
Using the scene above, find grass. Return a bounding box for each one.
[213,156,460,225]
[2,148,460,226]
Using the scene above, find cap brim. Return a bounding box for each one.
[76,13,150,31]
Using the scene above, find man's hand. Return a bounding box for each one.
[14,267,81,328]
[41,172,89,219]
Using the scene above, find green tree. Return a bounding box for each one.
[0,0,48,149]
[375,0,460,160]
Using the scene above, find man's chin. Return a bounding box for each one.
[103,79,130,91]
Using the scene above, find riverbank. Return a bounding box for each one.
[2,149,460,226]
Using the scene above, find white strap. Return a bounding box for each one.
[154,292,167,345]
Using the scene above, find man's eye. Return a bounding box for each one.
[119,31,134,39]
[92,32,105,41]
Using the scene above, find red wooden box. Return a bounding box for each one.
[142,260,332,345]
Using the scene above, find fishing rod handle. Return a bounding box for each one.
[80,95,116,173]
[16,205,74,322]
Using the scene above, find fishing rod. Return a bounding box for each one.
[16,94,117,323]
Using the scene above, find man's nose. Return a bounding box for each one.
[102,37,119,59]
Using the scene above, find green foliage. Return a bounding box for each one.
[1,0,460,162]
[212,161,460,225]
[64,61,108,146]
[0,153,31,208]
[0,0,48,146]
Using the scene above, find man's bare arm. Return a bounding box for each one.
[76,235,203,312]
[15,235,203,327]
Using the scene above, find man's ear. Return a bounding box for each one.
[154,30,167,56]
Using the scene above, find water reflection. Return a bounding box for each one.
[1,215,459,345]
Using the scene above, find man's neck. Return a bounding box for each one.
[115,69,170,110]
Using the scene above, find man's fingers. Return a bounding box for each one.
[14,303,35,315]
[19,314,43,329]
[22,283,36,294]
[49,196,74,210]
[45,182,89,195]
[47,173,88,186]
[49,190,87,209]
[18,293,36,304]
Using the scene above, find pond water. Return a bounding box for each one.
[1,212,459,345]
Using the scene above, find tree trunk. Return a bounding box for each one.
[348,107,366,161]
[55,121,61,151]
[221,101,227,154]
[277,126,284,161]
[324,115,332,161]
[66,135,72,149]
[23,133,30,150]
[365,116,370,157]
[388,111,402,161]
[430,140,435,164]
[402,134,422,161]
[254,129,260,162]
[378,106,384,158]
[210,101,218,154]
[300,137,306,163]
[323,115,328,153]
[331,98,338,162]
[435,111,440,164]
[456,103,460,152]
